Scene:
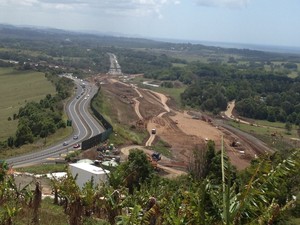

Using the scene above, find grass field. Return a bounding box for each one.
[0,67,56,141]
[228,119,299,150]
[15,163,67,174]
[153,86,186,106]
[92,89,148,146]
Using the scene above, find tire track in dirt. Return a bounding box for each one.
[132,86,143,120]
[148,90,170,113]
[128,84,171,147]
[129,85,156,146]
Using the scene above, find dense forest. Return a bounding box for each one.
[145,61,300,124]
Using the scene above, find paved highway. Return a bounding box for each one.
[107,53,122,75]
[6,76,105,168]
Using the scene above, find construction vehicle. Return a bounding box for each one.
[147,152,161,171]
[147,155,158,170]
[151,152,161,161]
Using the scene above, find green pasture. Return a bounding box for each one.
[229,119,299,138]
[230,121,279,136]
[228,119,300,151]
[250,119,287,129]
[0,67,56,141]
[154,86,186,106]
[0,47,44,57]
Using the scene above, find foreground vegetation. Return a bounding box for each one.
[1,142,299,224]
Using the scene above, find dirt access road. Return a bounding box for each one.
[98,75,272,170]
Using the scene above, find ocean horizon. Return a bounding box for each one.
[153,37,300,55]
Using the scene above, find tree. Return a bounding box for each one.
[31,182,42,225]
[15,123,34,146]
[7,136,14,148]
[285,122,292,135]
[112,149,154,194]
[189,140,216,180]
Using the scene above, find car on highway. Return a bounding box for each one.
[63,141,68,146]
[73,135,78,140]
[73,144,80,148]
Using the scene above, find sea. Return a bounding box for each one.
[153,38,300,55]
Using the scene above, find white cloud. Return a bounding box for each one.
[90,0,180,18]
[0,0,38,7]
[0,0,180,17]
[195,0,250,8]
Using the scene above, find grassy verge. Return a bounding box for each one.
[0,125,72,159]
[15,164,67,174]
[0,67,56,140]
[154,86,186,106]
[228,119,299,138]
[227,120,296,151]
[92,89,147,146]
[149,139,172,158]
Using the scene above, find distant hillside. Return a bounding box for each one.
[2,23,299,60]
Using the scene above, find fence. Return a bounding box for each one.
[81,88,113,150]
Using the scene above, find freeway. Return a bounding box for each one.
[107,53,122,75]
[6,77,105,168]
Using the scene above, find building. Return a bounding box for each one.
[69,163,110,189]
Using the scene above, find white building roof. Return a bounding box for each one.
[69,163,110,175]
[46,172,67,179]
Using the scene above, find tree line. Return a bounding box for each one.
[145,61,300,124]
[2,73,73,149]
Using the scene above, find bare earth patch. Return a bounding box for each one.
[96,75,272,171]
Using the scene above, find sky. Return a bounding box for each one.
[0,0,300,47]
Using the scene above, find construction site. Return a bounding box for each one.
[87,74,273,176]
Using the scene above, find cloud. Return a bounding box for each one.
[0,0,39,7]
[0,0,180,17]
[86,0,181,18]
[194,0,250,8]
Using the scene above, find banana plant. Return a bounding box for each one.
[207,138,300,225]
